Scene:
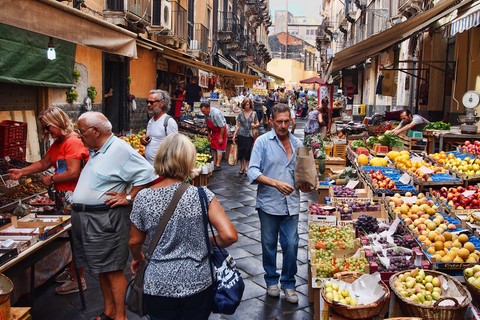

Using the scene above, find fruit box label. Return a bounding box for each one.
[337,220,354,229]
[308,215,337,226]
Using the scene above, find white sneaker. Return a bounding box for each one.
[283,289,299,303]
[267,285,280,297]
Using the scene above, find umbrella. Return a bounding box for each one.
[299,76,325,85]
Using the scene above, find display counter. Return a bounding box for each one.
[427,131,480,152]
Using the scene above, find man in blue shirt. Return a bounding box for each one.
[247,103,310,304]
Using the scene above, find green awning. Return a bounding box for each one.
[0,24,76,88]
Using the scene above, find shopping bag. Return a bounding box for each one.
[228,143,238,166]
[125,274,147,316]
[210,246,245,314]
[294,147,317,192]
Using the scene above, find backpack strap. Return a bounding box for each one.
[163,115,171,135]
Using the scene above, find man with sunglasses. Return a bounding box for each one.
[247,103,311,304]
[141,89,178,165]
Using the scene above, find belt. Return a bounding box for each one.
[71,203,111,212]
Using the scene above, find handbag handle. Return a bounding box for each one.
[198,187,221,283]
[134,183,189,281]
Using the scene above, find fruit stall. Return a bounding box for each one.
[309,127,480,319]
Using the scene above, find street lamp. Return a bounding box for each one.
[47,37,56,60]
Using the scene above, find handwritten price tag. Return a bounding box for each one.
[462,190,476,197]
[5,180,19,188]
[418,166,435,175]
[345,180,359,189]
[411,157,423,163]
[399,173,411,185]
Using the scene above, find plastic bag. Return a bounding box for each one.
[228,144,238,166]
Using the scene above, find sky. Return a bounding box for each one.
[268,0,322,21]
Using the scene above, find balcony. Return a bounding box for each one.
[171,1,187,41]
[192,23,208,53]
[104,0,151,32]
[218,11,235,42]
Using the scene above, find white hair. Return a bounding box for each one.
[78,111,112,133]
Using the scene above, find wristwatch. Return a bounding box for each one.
[126,193,133,204]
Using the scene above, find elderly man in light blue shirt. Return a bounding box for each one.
[71,111,157,320]
[247,103,310,304]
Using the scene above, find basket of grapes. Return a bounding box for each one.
[389,269,471,320]
[321,271,390,319]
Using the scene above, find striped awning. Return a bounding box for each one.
[446,3,480,37]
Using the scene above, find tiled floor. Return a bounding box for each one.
[23,119,316,319]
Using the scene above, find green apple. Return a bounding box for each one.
[473,265,480,273]
[350,298,358,306]
[324,281,332,288]
[425,275,433,283]
[432,277,441,287]
[325,292,334,301]
[464,267,474,278]
[468,277,476,284]
[431,291,441,300]
[332,283,339,291]
[473,278,480,289]
[433,287,442,295]
[341,289,350,298]
[417,293,425,303]
[425,283,434,292]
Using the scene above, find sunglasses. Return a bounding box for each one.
[147,100,161,105]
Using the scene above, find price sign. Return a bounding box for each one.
[5,180,19,188]
[399,173,411,185]
[462,190,476,197]
[411,157,423,163]
[418,166,435,174]
[345,180,359,189]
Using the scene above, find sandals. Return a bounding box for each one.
[90,313,114,320]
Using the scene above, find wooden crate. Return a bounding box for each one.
[332,144,347,159]
[399,135,427,153]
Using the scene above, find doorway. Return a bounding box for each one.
[104,54,129,133]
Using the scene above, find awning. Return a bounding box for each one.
[0,24,76,88]
[331,0,473,72]
[445,2,480,37]
[162,53,260,81]
[247,63,285,82]
[0,0,137,58]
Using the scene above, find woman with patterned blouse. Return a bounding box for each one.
[129,133,238,320]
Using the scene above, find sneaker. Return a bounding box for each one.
[283,289,299,304]
[213,166,222,172]
[267,285,280,297]
[55,278,87,295]
[54,270,70,283]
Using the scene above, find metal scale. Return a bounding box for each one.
[459,90,480,134]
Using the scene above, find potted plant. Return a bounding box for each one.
[87,86,97,102]
[66,87,79,103]
[73,69,81,83]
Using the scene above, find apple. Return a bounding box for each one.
[465,267,474,278]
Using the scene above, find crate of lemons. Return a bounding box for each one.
[121,129,146,156]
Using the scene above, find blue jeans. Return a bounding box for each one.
[258,209,299,290]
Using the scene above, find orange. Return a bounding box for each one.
[457,248,471,261]
[434,241,444,251]
[464,242,475,253]
[458,234,469,244]
[443,232,452,241]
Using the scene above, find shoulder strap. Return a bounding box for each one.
[145,182,189,261]
[163,115,171,135]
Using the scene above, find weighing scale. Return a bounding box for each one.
[459,90,480,134]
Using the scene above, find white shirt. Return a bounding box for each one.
[145,113,179,164]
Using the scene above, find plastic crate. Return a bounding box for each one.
[0,142,26,160]
[332,144,347,159]
[0,120,27,145]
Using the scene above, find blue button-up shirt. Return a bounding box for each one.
[247,130,303,216]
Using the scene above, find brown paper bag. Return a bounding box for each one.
[228,144,238,166]
[294,147,317,191]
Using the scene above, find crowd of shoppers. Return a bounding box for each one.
[14,82,327,318]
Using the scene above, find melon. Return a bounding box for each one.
[358,154,369,166]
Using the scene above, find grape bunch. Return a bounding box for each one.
[354,214,379,234]
[382,257,415,272]
[308,203,335,216]
[393,235,417,249]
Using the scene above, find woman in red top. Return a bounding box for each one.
[172,81,186,119]
[8,107,90,296]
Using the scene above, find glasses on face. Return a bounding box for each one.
[147,100,161,105]
[76,126,94,136]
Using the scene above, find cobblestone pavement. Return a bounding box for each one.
[27,119,316,320]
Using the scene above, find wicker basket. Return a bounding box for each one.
[321,271,390,320]
[464,274,480,309]
[390,269,471,320]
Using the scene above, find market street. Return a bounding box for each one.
[25,119,317,320]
